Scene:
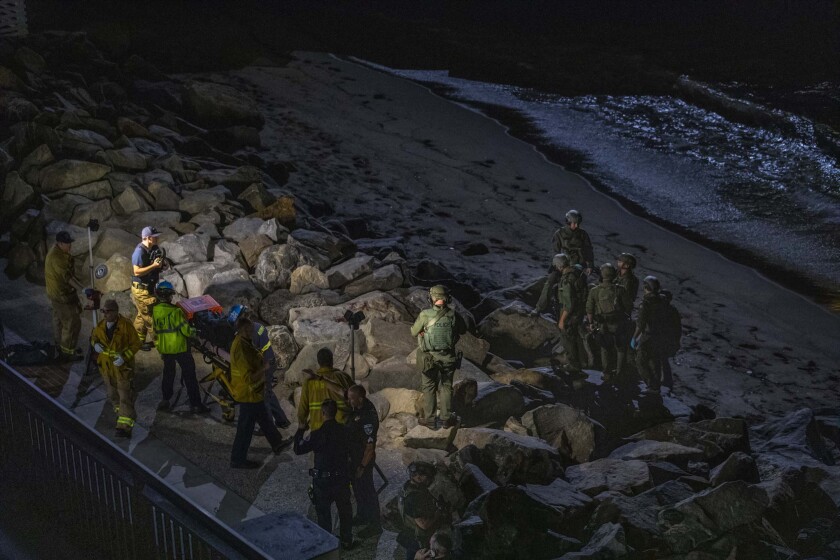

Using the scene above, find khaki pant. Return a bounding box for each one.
[101,366,137,430]
[51,299,81,356]
[131,285,157,342]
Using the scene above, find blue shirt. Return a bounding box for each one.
[131,243,159,285]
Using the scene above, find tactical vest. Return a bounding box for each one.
[595,284,624,322]
[422,308,456,352]
[560,229,585,266]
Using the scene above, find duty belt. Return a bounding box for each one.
[309,468,345,479]
[132,281,152,291]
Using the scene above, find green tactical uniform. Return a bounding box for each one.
[615,271,640,306]
[552,226,595,269]
[45,244,82,358]
[635,292,667,391]
[586,280,632,377]
[398,482,442,554]
[537,266,588,370]
[411,305,467,423]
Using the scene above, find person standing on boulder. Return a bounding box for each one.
[45,231,86,361]
[552,209,594,274]
[131,226,164,351]
[586,263,633,382]
[90,299,142,438]
[411,285,467,430]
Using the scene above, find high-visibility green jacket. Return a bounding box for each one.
[152,302,194,355]
[229,332,265,403]
[45,245,78,304]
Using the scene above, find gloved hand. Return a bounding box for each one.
[113,354,125,367]
[93,343,105,353]
[629,338,638,350]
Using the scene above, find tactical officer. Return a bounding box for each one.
[632,276,667,394]
[586,263,633,381]
[410,285,467,429]
[397,463,443,560]
[229,312,291,469]
[294,399,356,551]
[298,348,353,431]
[414,531,453,560]
[45,231,85,361]
[228,305,290,430]
[152,281,208,414]
[552,210,595,272]
[91,299,142,438]
[534,254,589,372]
[347,385,381,537]
[615,253,640,305]
[131,226,164,350]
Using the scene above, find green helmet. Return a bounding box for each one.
[408,461,436,479]
[617,253,637,269]
[643,275,661,293]
[552,253,570,270]
[565,209,582,225]
[429,285,450,304]
[600,262,617,281]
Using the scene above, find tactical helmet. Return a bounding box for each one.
[155,280,175,298]
[643,275,661,293]
[600,262,617,281]
[552,253,570,270]
[429,285,450,304]
[617,253,637,269]
[565,209,582,225]
[228,304,247,326]
[408,461,436,479]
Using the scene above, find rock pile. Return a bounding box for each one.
[3,32,839,560]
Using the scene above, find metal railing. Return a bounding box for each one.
[0,0,27,37]
[0,359,274,560]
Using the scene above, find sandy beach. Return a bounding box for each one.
[212,51,840,420]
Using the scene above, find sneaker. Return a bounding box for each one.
[140,342,154,352]
[356,524,383,539]
[157,399,171,412]
[114,427,132,439]
[230,459,261,469]
[272,438,293,454]
[190,403,210,414]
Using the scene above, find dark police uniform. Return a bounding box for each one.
[347,398,380,528]
[294,419,353,544]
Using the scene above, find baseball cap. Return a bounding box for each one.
[56,231,74,244]
[141,226,161,238]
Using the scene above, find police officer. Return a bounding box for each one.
[152,281,208,413]
[294,399,356,551]
[131,226,164,350]
[228,305,290,430]
[91,299,142,437]
[229,311,291,469]
[398,462,443,560]
[615,253,640,305]
[411,285,467,430]
[552,210,595,272]
[346,384,381,537]
[632,276,667,394]
[586,263,632,381]
[534,254,589,372]
[45,231,85,361]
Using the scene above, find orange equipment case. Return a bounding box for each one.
[177,295,224,320]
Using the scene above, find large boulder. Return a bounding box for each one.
[112,185,152,215]
[522,404,603,464]
[253,243,317,292]
[94,254,133,292]
[325,255,375,289]
[631,417,750,465]
[289,265,329,295]
[751,408,833,467]
[373,388,420,416]
[204,268,262,309]
[343,264,404,297]
[43,193,89,223]
[38,159,111,193]
[211,239,245,267]
[197,166,262,190]
[659,481,771,554]
[183,80,264,128]
[288,229,349,264]
[96,147,149,171]
[266,325,298,369]
[258,289,345,326]
[565,459,651,497]
[404,425,457,450]
[254,194,296,229]
[239,234,275,270]
[161,233,211,265]
[608,440,705,468]
[107,211,182,235]
[70,198,113,228]
[174,262,235,297]
[179,188,227,215]
[709,451,760,486]
[558,523,630,559]
[360,356,417,393]
[149,183,181,211]
[453,427,561,484]
[457,382,526,428]
[359,318,415,361]
[258,218,289,243]
[1,172,36,221]
[223,217,265,242]
[93,227,138,260]
[64,179,113,201]
[477,301,558,361]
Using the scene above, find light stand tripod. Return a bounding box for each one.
[343,309,365,381]
[82,219,107,376]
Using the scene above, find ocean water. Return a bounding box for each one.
[357,60,840,295]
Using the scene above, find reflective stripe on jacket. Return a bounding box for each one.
[152,303,194,354]
[90,315,141,377]
[229,332,265,403]
[297,367,353,431]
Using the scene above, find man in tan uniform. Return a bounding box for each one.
[45,231,85,362]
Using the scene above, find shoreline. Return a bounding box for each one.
[346,59,840,312]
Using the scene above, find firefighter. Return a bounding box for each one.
[297,348,353,431]
[152,281,208,414]
[91,299,142,438]
[45,231,85,361]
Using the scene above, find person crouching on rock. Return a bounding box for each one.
[90,299,141,438]
[152,281,208,414]
[229,312,292,469]
[398,470,445,560]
